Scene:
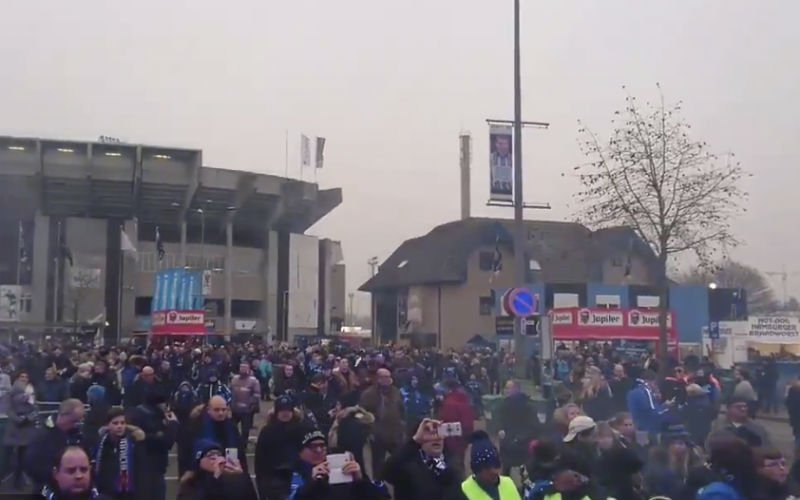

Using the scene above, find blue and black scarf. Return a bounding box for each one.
[200,413,239,449]
[94,432,135,494]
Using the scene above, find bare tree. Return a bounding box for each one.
[676,260,777,313]
[574,86,748,365]
[66,268,101,333]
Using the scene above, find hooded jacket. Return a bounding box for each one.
[93,425,147,500]
[255,408,307,500]
[438,388,476,456]
[627,379,668,434]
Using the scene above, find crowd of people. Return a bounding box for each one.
[0,338,796,500]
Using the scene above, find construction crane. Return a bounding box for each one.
[765,266,800,306]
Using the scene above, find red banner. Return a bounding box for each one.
[151,310,206,335]
[550,308,677,342]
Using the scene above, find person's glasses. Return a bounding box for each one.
[763,459,787,469]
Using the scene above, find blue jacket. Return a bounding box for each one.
[627,379,668,433]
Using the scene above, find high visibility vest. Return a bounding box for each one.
[461,475,521,500]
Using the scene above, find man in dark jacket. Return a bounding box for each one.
[303,373,338,436]
[123,366,159,408]
[23,398,87,491]
[287,427,386,500]
[384,418,459,500]
[127,390,179,500]
[180,395,246,476]
[255,396,307,500]
[495,379,541,475]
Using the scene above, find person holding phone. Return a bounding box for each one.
[287,428,386,500]
[383,418,460,500]
[176,439,257,500]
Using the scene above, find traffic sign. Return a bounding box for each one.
[503,288,539,317]
[708,321,720,340]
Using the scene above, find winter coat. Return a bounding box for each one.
[627,379,668,434]
[93,425,148,500]
[37,377,69,403]
[180,404,246,475]
[359,385,405,447]
[582,387,615,422]
[255,408,307,500]
[287,461,386,500]
[302,386,338,435]
[786,383,800,437]
[400,386,432,426]
[496,392,541,467]
[383,439,460,500]
[681,394,715,445]
[70,375,94,403]
[24,418,88,489]
[177,470,258,500]
[4,385,38,446]
[707,416,772,449]
[126,403,179,475]
[438,389,476,456]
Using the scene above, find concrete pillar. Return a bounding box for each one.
[31,212,50,324]
[224,220,233,336]
[180,220,187,267]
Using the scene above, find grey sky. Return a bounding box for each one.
[2,1,799,312]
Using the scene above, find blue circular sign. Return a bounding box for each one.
[503,288,538,317]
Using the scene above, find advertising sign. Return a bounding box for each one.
[551,307,676,342]
[151,268,205,335]
[489,125,513,202]
[747,316,800,344]
[151,310,206,335]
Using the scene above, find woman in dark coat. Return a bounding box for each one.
[178,439,257,500]
[3,371,38,489]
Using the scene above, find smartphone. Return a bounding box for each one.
[437,422,462,438]
[225,447,238,462]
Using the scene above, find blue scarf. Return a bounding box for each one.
[200,413,238,449]
[94,432,135,494]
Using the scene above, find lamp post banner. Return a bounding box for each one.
[489,124,513,202]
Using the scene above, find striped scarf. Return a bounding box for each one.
[94,432,134,494]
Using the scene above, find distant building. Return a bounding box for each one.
[360,217,660,349]
[0,136,343,343]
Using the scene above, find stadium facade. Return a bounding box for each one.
[0,136,344,344]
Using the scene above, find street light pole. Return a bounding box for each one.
[512,0,527,377]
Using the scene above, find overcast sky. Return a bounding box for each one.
[2,1,798,313]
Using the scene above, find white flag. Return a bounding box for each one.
[301,134,311,167]
[121,228,138,259]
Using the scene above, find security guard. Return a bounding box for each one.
[458,431,521,500]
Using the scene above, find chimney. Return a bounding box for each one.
[459,133,471,220]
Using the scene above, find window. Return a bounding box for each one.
[135,297,152,316]
[637,295,660,308]
[231,300,261,318]
[479,296,494,316]
[478,251,495,271]
[553,293,579,308]
[595,294,621,308]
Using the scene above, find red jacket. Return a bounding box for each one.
[438,389,475,455]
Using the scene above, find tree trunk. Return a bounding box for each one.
[657,253,670,374]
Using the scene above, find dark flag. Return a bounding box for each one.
[490,234,503,283]
[18,221,27,263]
[624,236,634,278]
[60,241,73,267]
[156,226,165,261]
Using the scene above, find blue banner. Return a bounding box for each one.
[153,268,204,312]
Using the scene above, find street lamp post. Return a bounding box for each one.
[512,0,527,377]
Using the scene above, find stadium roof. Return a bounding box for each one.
[0,136,341,235]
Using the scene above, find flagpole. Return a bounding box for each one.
[284,130,289,178]
[53,220,61,323]
[118,224,124,344]
[16,220,22,286]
